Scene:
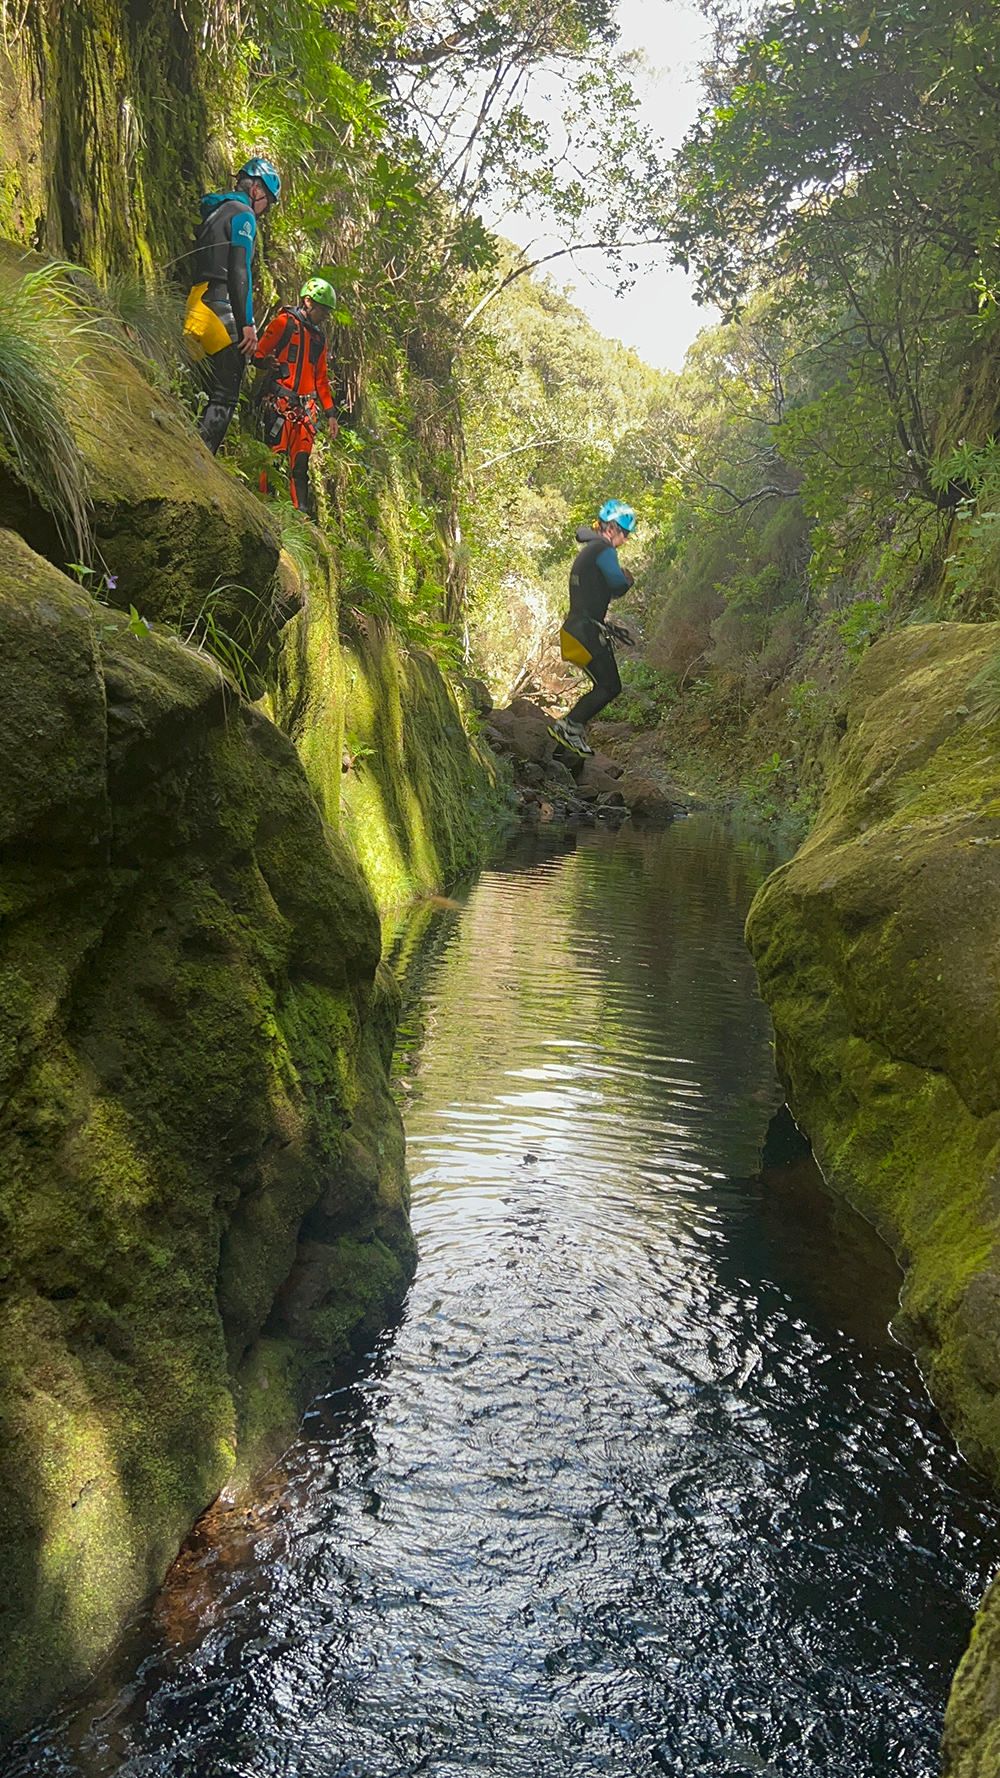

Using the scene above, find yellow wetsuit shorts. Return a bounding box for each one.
[183,282,237,361]
[559,622,594,668]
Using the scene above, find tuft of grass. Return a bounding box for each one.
[0,259,97,557]
[173,579,272,701]
[967,649,1000,725]
[276,498,324,574]
[197,0,247,52]
[99,270,186,381]
[0,1,32,52]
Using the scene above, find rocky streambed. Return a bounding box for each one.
[479,694,680,826]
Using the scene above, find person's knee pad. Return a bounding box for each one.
[199,399,238,454]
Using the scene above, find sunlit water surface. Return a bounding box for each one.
[9,819,1000,1778]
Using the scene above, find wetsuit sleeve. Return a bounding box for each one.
[315,346,335,416]
[596,546,632,596]
[226,207,257,331]
[253,311,286,364]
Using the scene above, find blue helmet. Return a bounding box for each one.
[599,499,637,534]
[237,157,281,202]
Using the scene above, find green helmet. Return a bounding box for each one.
[300,276,337,309]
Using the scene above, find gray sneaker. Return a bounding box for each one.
[547,718,594,757]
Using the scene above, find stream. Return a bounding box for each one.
[9,817,1000,1778]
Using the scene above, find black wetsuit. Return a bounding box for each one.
[184,191,258,453]
[564,526,633,726]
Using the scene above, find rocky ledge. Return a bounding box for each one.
[480,696,681,826]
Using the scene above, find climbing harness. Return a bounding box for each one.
[600,620,637,647]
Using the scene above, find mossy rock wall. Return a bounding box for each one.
[0,531,415,1738]
[1,1,208,275]
[743,622,1000,1776]
[270,590,506,912]
[339,626,505,910]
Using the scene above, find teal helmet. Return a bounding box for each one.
[300,276,337,308]
[599,499,637,533]
[237,157,281,202]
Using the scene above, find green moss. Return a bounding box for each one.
[297,1233,409,1350]
[338,626,506,912]
[7,2,209,277]
[267,548,507,916]
[745,620,1000,1776]
[76,334,281,633]
[0,535,415,1733]
[944,1573,1000,1777]
[229,1013,417,1488]
[0,40,45,247]
[265,543,346,829]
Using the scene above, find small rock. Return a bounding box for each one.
[574,757,623,801]
[547,759,576,790]
[618,775,674,820]
[507,697,552,728]
[590,750,624,780]
[486,704,551,764]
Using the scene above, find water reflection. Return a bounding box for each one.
[9,819,999,1778]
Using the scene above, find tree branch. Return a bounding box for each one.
[462,235,666,330]
[472,434,568,473]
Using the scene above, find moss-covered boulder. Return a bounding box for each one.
[79,344,281,631]
[0,532,415,1737]
[744,621,1000,1775]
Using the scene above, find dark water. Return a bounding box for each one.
[10,819,1000,1778]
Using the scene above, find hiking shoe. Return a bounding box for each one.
[547,718,594,757]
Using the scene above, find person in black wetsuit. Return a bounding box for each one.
[548,499,637,757]
[183,156,281,454]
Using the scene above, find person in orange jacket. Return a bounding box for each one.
[253,276,339,518]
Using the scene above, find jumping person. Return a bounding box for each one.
[548,500,637,757]
[183,156,281,454]
[252,277,339,519]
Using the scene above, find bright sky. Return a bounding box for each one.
[487,0,719,373]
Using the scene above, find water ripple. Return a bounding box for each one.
[10,820,1000,1778]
